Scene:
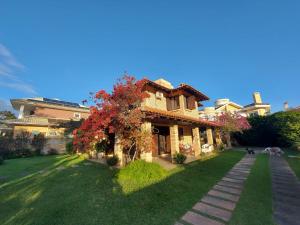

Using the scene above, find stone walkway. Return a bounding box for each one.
[270,156,300,225]
[176,154,256,225]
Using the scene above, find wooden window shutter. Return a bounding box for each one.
[167,98,171,110]
[175,96,180,109]
[188,96,195,110]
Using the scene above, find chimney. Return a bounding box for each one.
[284,101,289,111]
[253,92,262,104]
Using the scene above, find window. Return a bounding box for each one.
[74,112,81,119]
[178,127,184,141]
[183,96,188,109]
[48,131,58,136]
[184,96,195,110]
[167,96,180,110]
[155,91,163,99]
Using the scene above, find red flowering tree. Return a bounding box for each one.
[217,112,251,148]
[73,75,151,163]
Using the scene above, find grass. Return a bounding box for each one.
[284,149,300,178]
[229,154,274,225]
[0,151,244,225]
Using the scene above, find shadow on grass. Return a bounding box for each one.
[0,151,244,225]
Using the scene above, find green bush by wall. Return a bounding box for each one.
[234,111,300,148]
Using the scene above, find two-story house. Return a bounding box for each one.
[114,79,221,165]
[5,97,90,137]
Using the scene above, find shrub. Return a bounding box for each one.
[0,156,3,165]
[217,143,225,152]
[31,133,46,155]
[15,148,32,158]
[117,160,167,193]
[94,141,107,153]
[106,155,119,166]
[14,131,31,150]
[66,142,74,154]
[0,135,14,159]
[48,148,58,155]
[173,153,187,164]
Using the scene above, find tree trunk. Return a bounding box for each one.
[132,149,137,161]
[225,133,232,149]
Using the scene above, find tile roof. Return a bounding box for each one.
[143,79,209,101]
[141,106,220,127]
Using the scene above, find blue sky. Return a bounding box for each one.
[0,0,299,112]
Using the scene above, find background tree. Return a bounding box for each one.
[0,111,16,120]
[217,112,251,148]
[73,75,152,164]
[234,111,300,149]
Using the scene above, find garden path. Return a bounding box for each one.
[176,154,256,225]
[270,156,300,225]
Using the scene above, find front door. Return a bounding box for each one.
[158,135,167,155]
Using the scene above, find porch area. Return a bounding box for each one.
[140,122,221,163]
[114,107,222,166]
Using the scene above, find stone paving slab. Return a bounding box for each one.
[273,176,296,182]
[217,180,244,189]
[273,186,300,193]
[274,212,300,225]
[201,196,236,211]
[273,189,300,198]
[227,171,248,176]
[213,185,242,195]
[225,175,246,181]
[222,177,244,184]
[182,211,225,225]
[276,204,300,215]
[231,169,250,173]
[232,167,250,171]
[208,190,239,202]
[273,179,293,187]
[193,202,232,222]
[226,172,245,177]
[234,165,250,168]
[274,195,300,206]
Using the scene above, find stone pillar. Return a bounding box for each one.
[18,105,25,119]
[140,121,153,162]
[170,124,179,156]
[192,127,201,156]
[215,129,223,146]
[179,95,185,109]
[114,135,124,166]
[206,127,214,147]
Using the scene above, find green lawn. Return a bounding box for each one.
[229,154,274,225]
[285,149,300,178]
[0,151,244,225]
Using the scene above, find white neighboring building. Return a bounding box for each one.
[199,92,271,120]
